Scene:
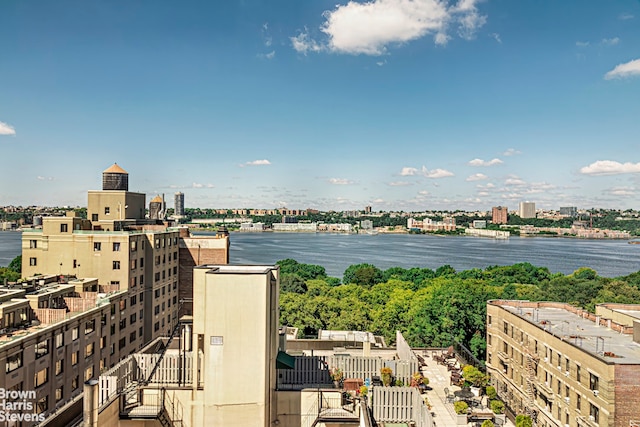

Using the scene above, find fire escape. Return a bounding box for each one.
[523,339,539,425]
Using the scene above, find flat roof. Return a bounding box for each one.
[495,302,640,365]
[199,264,276,274]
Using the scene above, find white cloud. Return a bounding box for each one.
[490,33,502,44]
[399,167,419,176]
[258,51,276,59]
[292,0,486,56]
[504,176,526,186]
[465,173,488,182]
[580,160,640,175]
[619,13,634,20]
[502,148,521,156]
[291,30,325,55]
[262,22,273,47]
[418,190,430,195]
[242,159,272,167]
[388,181,412,186]
[36,176,54,181]
[0,121,16,136]
[468,158,503,166]
[604,58,640,80]
[328,178,355,185]
[477,191,489,196]
[399,165,453,178]
[575,41,590,47]
[373,198,385,203]
[420,165,454,178]
[601,37,620,46]
[609,186,635,196]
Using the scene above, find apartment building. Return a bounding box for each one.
[492,206,508,224]
[486,300,640,427]
[519,202,536,219]
[0,278,134,424]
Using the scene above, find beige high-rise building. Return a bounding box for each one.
[486,300,640,427]
[22,164,181,345]
[519,201,536,219]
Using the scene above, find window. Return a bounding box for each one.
[85,343,95,358]
[119,300,126,311]
[113,242,120,251]
[36,396,48,414]
[34,367,49,387]
[119,337,126,350]
[130,331,136,342]
[576,393,581,411]
[30,239,37,248]
[140,257,144,267]
[110,324,115,335]
[73,259,77,268]
[110,343,115,355]
[55,331,64,348]
[35,338,49,359]
[131,259,137,270]
[119,319,126,330]
[92,213,98,221]
[503,322,508,334]
[29,257,37,266]
[576,365,581,382]
[60,223,68,232]
[131,240,137,252]
[72,351,79,365]
[100,336,106,349]
[85,365,94,381]
[154,305,160,315]
[589,373,599,391]
[589,404,599,423]
[94,242,101,251]
[6,352,23,373]
[140,274,144,285]
[173,266,177,275]
[55,359,64,376]
[154,322,160,332]
[105,206,110,215]
[72,376,79,391]
[155,289,160,298]
[56,387,63,402]
[155,272,160,281]
[113,261,120,270]
[140,292,144,301]
[130,313,136,324]
[72,327,79,340]
[130,295,137,305]
[85,319,95,334]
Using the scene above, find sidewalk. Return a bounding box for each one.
[416,350,516,427]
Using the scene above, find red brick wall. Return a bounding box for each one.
[614,364,640,427]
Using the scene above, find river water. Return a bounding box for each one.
[2,231,638,278]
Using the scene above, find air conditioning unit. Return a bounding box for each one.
[565,397,570,403]
[589,415,595,421]
[557,365,562,370]
[565,371,569,376]
[543,357,549,362]
[593,390,599,396]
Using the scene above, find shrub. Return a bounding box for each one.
[394,379,404,387]
[486,385,497,400]
[454,401,469,415]
[490,400,505,414]
[516,415,533,427]
[359,385,368,397]
[481,421,495,427]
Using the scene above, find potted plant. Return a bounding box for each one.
[462,365,489,396]
[380,367,393,387]
[485,385,497,400]
[490,400,506,424]
[516,414,533,427]
[330,367,343,388]
[481,421,495,427]
[359,385,368,398]
[454,401,469,425]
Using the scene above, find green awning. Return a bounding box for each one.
[276,351,296,370]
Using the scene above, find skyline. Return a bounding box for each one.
[1,0,640,211]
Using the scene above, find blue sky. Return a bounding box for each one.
[1,0,639,212]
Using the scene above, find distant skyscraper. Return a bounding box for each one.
[174,192,185,216]
[519,202,536,219]
[559,206,577,217]
[365,205,372,214]
[492,206,508,224]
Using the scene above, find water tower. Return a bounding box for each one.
[102,163,128,191]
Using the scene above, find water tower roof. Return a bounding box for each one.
[150,195,163,203]
[104,163,128,174]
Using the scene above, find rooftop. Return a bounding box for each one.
[492,301,640,364]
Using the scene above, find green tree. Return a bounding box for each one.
[515,415,533,427]
[8,255,21,273]
[280,274,308,294]
[343,263,383,287]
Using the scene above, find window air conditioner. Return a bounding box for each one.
[593,390,599,396]
[589,415,595,421]
[565,371,569,377]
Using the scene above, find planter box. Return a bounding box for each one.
[457,414,468,425]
